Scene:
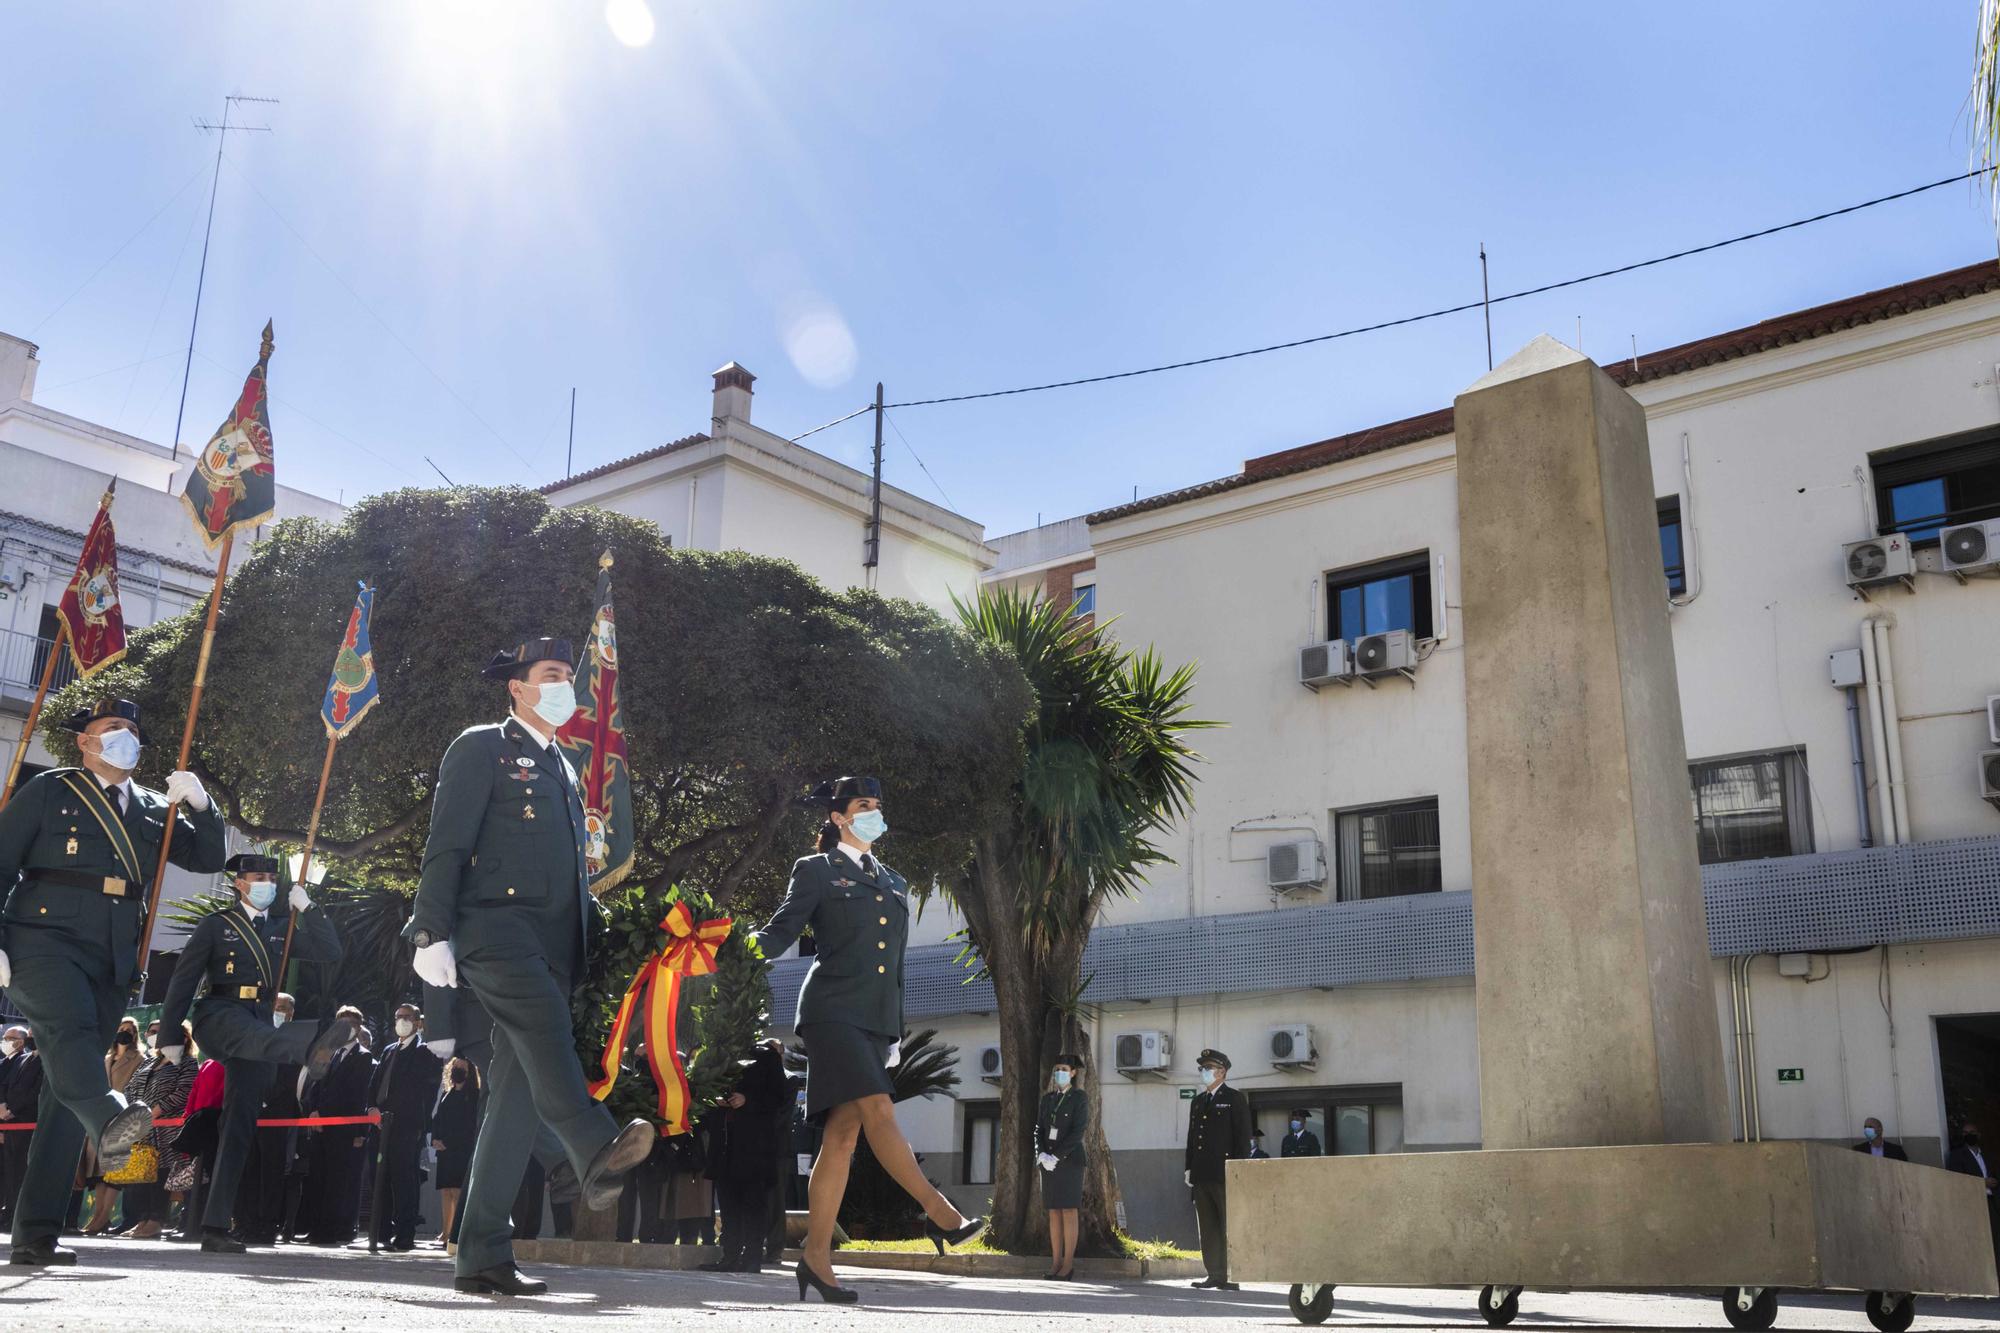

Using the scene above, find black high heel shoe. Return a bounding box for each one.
[923,1214,988,1255]
[795,1258,858,1304]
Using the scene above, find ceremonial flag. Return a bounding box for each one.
[56,482,126,677]
[557,550,634,892]
[320,582,380,739]
[588,901,733,1135]
[180,321,277,551]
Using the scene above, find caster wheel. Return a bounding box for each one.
[1479,1284,1521,1327]
[1864,1291,1914,1333]
[1722,1286,1778,1330]
[1287,1283,1335,1325]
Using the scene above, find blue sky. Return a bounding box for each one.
[2,3,1993,536]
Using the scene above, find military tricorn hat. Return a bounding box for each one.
[808,776,883,809]
[1195,1048,1232,1070]
[479,637,576,680]
[224,853,281,876]
[60,697,147,745]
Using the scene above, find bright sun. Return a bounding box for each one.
[605,0,656,48]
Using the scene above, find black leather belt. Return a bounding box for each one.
[28,868,131,896]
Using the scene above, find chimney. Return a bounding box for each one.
[0,333,40,404]
[711,361,755,432]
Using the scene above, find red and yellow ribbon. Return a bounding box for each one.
[588,902,733,1136]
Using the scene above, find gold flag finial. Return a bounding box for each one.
[260,320,275,360]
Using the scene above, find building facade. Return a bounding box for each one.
[542,363,996,611]
[771,263,2000,1242]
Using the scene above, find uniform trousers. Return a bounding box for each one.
[375,1120,426,1248]
[5,953,128,1250]
[715,1177,768,1263]
[453,951,618,1277]
[1191,1180,1230,1283]
[192,1004,318,1234]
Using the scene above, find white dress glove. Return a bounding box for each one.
[160,1044,185,1065]
[413,938,459,988]
[0,949,10,988]
[428,1038,456,1060]
[1184,1169,1193,1187]
[164,770,209,811]
[1038,1153,1058,1172]
[885,1041,901,1069]
[289,885,312,914]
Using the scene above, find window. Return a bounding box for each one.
[1069,582,1096,619]
[1327,553,1432,643]
[1872,430,2000,544]
[961,1101,999,1186]
[1248,1086,1404,1156]
[1334,797,1442,901]
[1688,749,1813,865]
[1658,497,1686,596]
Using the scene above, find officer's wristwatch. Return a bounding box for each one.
[411,928,439,949]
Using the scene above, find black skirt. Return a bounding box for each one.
[796,1022,895,1122]
[1040,1151,1085,1210]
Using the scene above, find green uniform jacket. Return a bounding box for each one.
[0,767,227,987]
[158,899,343,1035]
[1035,1087,1090,1164]
[754,851,908,1038]
[1185,1082,1252,1186]
[404,718,600,980]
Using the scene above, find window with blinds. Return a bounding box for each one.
[1871,430,2000,543]
[1334,797,1443,901]
[1687,748,1813,865]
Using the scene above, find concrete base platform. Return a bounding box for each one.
[1227,1141,1999,1296]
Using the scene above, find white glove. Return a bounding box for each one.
[429,1038,456,1060]
[289,885,312,914]
[164,770,209,812]
[0,949,10,988]
[413,938,458,989]
[1184,1169,1193,1187]
[1038,1153,1058,1172]
[885,1041,901,1069]
[160,1044,185,1065]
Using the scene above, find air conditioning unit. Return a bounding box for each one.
[976,1045,1003,1085]
[0,560,27,592]
[1268,1023,1317,1070]
[1842,534,1914,594]
[1353,628,1416,680]
[1981,750,2000,810]
[1113,1030,1172,1078]
[1940,519,2000,578]
[1266,839,1325,893]
[1988,695,2000,746]
[1298,640,1351,690]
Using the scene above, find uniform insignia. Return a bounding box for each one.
[66,837,78,856]
[226,959,235,975]
[507,769,532,782]
[523,805,536,820]
[516,757,535,768]
[834,878,854,887]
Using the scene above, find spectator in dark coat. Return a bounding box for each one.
[368,1005,442,1250]
[302,1007,373,1246]
[700,1040,791,1273]
[1945,1122,1997,1274]
[1851,1116,1908,1161]
[0,1026,41,1231]
[432,1057,481,1246]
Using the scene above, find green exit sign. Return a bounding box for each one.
[1776,1068,1804,1083]
[1181,1087,1196,1100]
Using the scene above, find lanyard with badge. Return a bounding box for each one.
[1047,1089,1073,1144]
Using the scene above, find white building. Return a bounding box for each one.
[542,364,995,611]
[772,262,2000,1242]
[0,330,346,953]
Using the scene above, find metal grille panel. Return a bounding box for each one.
[768,836,2000,1023]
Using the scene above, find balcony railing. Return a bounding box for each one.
[0,629,77,704]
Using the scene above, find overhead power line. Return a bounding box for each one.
[884,167,1994,410]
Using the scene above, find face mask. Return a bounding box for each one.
[395,1019,416,1039]
[273,1013,289,1028]
[0,1040,19,1058]
[95,729,142,770]
[1863,1126,1878,1141]
[147,1035,160,1052]
[848,810,888,844]
[245,881,278,912]
[1966,1132,1982,1147]
[116,1031,135,1046]
[1053,1070,1071,1089]
[1200,1067,1218,1088]
[527,680,576,728]
[1290,1120,1303,1133]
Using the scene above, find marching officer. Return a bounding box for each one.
[0,697,227,1267]
[156,852,350,1252]
[404,636,651,1297]
[1184,1047,1250,1292]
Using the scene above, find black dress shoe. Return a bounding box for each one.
[10,1241,77,1266]
[201,1233,246,1254]
[303,1018,356,1085]
[578,1119,655,1211]
[1214,1282,1241,1291]
[696,1256,735,1272]
[454,1264,549,1296]
[1190,1278,1217,1288]
[96,1102,154,1174]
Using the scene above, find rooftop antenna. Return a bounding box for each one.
[1479,243,1493,371]
[170,94,277,464]
[1630,334,1639,372]
[1576,315,1583,354]
[566,387,576,478]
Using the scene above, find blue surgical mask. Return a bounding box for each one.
[1863,1126,1878,1141]
[1290,1120,1303,1132]
[1053,1070,1072,1089]
[530,680,577,728]
[96,729,142,770]
[848,810,887,844]
[1200,1067,1218,1088]
[245,882,278,912]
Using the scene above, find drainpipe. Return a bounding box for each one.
[1857,626,1896,846]
[1729,957,1749,1140]
[1843,686,1873,849]
[1870,617,1912,845]
[1741,954,1764,1141]
[1669,431,1703,608]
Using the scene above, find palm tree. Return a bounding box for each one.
[1978,0,2000,233]
[949,587,1212,1255]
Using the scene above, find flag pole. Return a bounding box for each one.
[135,528,233,983]
[0,622,69,809]
[276,729,338,984]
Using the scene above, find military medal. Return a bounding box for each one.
[523,805,536,820]
[66,836,79,856]
[226,959,235,975]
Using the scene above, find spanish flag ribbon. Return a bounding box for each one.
[588,902,734,1136]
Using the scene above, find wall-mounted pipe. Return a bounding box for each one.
[1670,431,1703,607]
[1729,956,1750,1140]
[1858,626,1896,846]
[1870,617,1912,844]
[1843,686,1873,849]
[1741,954,1765,1141]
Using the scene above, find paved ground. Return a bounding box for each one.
[1,1238,1996,1331]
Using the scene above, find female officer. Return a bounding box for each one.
[753,776,985,1304]
[1035,1053,1089,1280]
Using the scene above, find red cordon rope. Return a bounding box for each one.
[0,1111,382,1132]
